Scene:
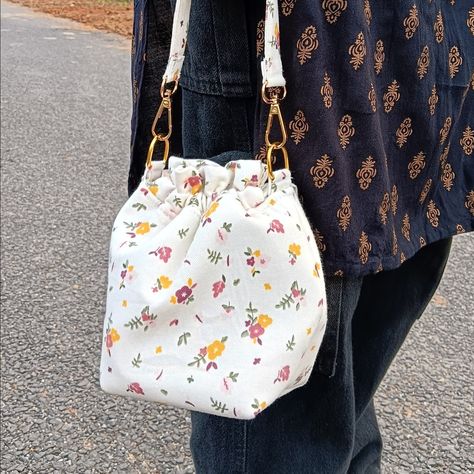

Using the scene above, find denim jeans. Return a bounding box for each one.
[179,87,452,474]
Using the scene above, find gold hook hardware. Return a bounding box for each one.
[266,143,289,181]
[264,100,287,150]
[146,135,170,168]
[146,77,178,166]
[262,81,288,152]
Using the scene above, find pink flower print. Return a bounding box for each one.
[176,285,192,304]
[253,358,261,365]
[246,256,255,267]
[222,302,235,315]
[292,288,301,298]
[268,219,285,234]
[258,255,270,268]
[274,365,290,384]
[127,382,144,395]
[158,246,172,263]
[120,270,127,279]
[199,346,207,357]
[170,278,197,305]
[106,333,113,349]
[249,174,259,186]
[185,174,203,195]
[249,324,264,339]
[216,222,232,244]
[241,303,271,345]
[212,275,226,298]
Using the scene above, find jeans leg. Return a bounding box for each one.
[190,276,364,474]
[348,237,453,472]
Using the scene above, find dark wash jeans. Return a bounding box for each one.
[180,87,452,474]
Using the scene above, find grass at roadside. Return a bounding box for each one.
[8,0,133,37]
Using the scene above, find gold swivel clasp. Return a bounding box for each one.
[261,83,289,181]
[146,77,179,168]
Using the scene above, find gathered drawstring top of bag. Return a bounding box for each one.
[147,0,289,180]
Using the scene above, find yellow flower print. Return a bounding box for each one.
[187,278,193,287]
[127,265,134,272]
[135,222,151,235]
[170,295,177,304]
[155,345,162,354]
[260,401,267,409]
[121,300,128,308]
[257,314,273,328]
[306,327,312,335]
[253,249,261,257]
[313,263,321,278]
[264,283,272,291]
[289,243,301,256]
[288,243,301,265]
[203,201,219,220]
[159,275,172,289]
[269,198,276,205]
[148,184,159,196]
[110,328,120,343]
[207,340,226,360]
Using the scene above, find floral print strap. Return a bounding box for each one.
[163,0,286,87]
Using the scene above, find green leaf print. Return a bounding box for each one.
[286,335,296,351]
[132,202,147,211]
[207,249,223,264]
[178,227,190,239]
[210,397,229,414]
[177,332,191,346]
[228,372,239,382]
[131,353,142,368]
[124,316,143,330]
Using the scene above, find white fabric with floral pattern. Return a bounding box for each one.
[100,156,327,419]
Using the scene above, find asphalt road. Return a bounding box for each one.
[1,2,473,473]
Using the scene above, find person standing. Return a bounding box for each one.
[128,1,473,472]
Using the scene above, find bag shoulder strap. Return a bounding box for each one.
[163,0,286,88]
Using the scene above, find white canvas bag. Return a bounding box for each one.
[99,0,327,420]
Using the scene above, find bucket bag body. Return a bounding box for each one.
[100,0,327,420]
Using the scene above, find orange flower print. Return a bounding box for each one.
[207,340,225,360]
[152,275,172,293]
[105,328,120,353]
[188,336,228,371]
[258,314,273,328]
[288,243,301,265]
[241,303,272,345]
[135,222,151,235]
[202,200,220,226]
[124,220,156,238]
[184,172,203,195]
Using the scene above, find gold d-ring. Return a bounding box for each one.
[146,135,170,168]
[266,143,289,181]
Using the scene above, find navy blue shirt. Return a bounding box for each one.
[129,0,474,276]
